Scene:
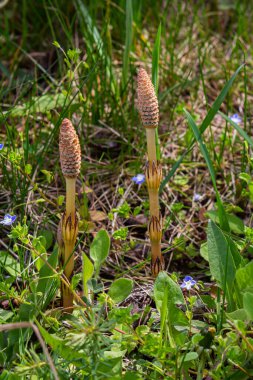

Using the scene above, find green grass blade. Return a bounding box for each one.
[152,23,161,94]
[219,111,253,147]
[152,23,162,161]
[122,0,133,90]
[184,109,229,231]
[199,63,245,134]
[75,0,118,97]
[161,63,245,191]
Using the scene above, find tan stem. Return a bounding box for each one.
[151,240,164,277]
[148,189,159,219]
[62,177,77,313]
[66,177,76,218]
[146,129,157,162]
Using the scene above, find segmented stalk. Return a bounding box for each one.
[59,118,81,311]
[137,68,164,276]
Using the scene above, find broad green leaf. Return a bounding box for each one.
[37,323,83,363]
[182,352,198,362]
[200,242,208,261]
[0,251,20,277]
[207,220,241,308]
[38,229,54,250]
[154,272,188,345]
[123,372,143,380]
[207,210,244,235]
[90,229,110,275]
[239,172,251,184]
[109,278,133,303]
[227,308,248,321]
[97,356,122,379]
[243,293,253,320]
[236,261,253,294]
[82,252,94,298]
[154,272,185,310]
[0,309,13,322]
[3,94,72,119]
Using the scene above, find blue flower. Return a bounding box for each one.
[193,193,202,202]
[132,174,145,185]
[0,214,17,226]
[230,114,242,124]
[0,143,4,150]
[180,276,196,290]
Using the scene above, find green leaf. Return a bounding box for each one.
[152,23,161,95]
[109,278,133,303]
[154,272,188,345]
[161,64,244,190]
[227,308,248,321]
[154,272,185,312]
[82,252,94,298]
[200,242,208,261]
[182,352,198,362]
[207,220,241,308]
[122,0,133,88]
[35,248,59,311]
[90,229,110,275]
[207,210,244,235]
[243,293,253,320]
[37,323,83,363]
[38,229,54,250]
[236,261,253,294]
[3,94,73,119]
[25,164,32,175]
[239,172,251,184]
[0,309,13,322]
[0,251,20,277]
